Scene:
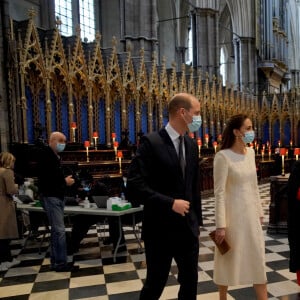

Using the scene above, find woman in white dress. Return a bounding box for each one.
[213,114,267,300]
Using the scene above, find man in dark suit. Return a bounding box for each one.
[287,160,300,285]
[127,93,203,300]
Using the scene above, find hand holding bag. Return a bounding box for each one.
[209,230,231,255]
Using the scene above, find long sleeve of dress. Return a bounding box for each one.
[213,152,228,228]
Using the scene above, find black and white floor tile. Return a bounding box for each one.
[0,183,299,299]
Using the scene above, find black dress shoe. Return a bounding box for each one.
[53,263,80,272]
[103,237,113,245]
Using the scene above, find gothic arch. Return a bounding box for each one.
[226,0,255,37]
[219,4,235,86]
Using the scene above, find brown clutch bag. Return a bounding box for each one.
[209,230,230,255]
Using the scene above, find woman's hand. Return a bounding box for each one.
[215,228,226,244]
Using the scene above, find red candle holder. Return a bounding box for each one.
[93,132,98,149]
[84,141,90,162]
[114,141,119,160]
[117,150,123,174]
[294,148,300,160]
[213,141,217,153]
[112,132,116,144]
[204,134,209,148]
[71,122,77,142]
[197,138,202,157]
[280,148,286,176]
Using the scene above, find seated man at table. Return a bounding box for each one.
[68,214,127,254]
[68,180,127,254]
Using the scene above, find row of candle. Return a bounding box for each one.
[71,122,119,144]
[83,140,123,173]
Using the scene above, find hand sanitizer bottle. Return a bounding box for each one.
[83,197,90,208]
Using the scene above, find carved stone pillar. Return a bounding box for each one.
[100,0,158,62]
[291,70,300,88]
[192,7,219,79]
[234,37,257,93]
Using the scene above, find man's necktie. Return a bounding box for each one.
[178,135,186,178]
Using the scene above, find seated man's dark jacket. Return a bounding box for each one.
[126,128,202,240]
[37,145,66,198]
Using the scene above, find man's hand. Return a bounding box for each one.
[172,199,190,216]
[65,175,75,186]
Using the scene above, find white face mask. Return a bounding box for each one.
[183,110,202,132]
[56,143,66,152]
[187,115,202,132]
[242,131,255,144]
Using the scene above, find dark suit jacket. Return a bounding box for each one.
[127,128,202,240]
[287,160,300,272]
[37,145,66,198]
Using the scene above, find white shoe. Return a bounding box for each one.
[3,258,20,268]
[0,263,8,271]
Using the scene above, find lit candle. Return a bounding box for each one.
[112,132,116,144]
[294,148,300,161]
[280,148,286,176]
[290,140,293,148]
[71,122,77,142]
[117,150,123,174]
[268,147,271,160]
[113,141,119,160]
[213,141,217,153]
[256,144,259,155]
[197,138,202,157]
[93,131,98,150]
[84,141,90,162]
[278,140,281,147]
[204,134,209,147]
[266,141,269,148]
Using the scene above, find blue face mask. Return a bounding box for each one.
[242,131,255,144]
[56,143,66,152]
[187,115,202,132]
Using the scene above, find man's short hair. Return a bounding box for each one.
[168,93,193,115]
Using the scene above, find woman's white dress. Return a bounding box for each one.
[213,147,267,285]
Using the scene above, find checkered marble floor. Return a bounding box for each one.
[1,183,300,300]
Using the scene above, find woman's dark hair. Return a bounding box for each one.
[221,114,249,150]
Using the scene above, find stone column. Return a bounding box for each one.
[192,7,219,79]
[122,0,157,61]
[234,37,257,93]
[0,0,11,149]
[291,70,300,88]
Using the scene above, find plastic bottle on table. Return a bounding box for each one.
[83,197,90,208]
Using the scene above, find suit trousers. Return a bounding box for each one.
[140,229,199,300]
